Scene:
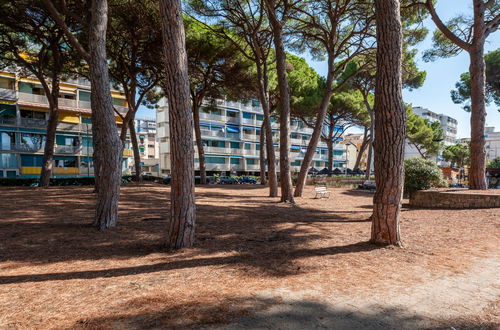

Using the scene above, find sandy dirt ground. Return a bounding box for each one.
[0,183,498,329]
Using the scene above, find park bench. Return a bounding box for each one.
[314,185,331,199]
[362,180,376,191]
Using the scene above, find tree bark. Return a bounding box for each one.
[266,0,294,203]
[371,0,405,246]
[259,122,267,185]
[89,0,123,229]
[160,0,196,249]
[365,111,375,181]
[192,101,206,185]
[467,45,487,189]
[39,81,59,187]
[128,120,142,182]
[294,58,335,197]
[256,62,278,197]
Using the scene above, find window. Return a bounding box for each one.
[226,110,238,118]
[0,131,15,150]
[20,110,45,120]
[21,154,43,167]
[80,157,94,168]
[244,143,251,150]
[230,142,240,149]
[54,156,77,168]
[291,160,301,166]
[0,153,17,168]
[246,158,256,165]
[230,158,240,165]
[206,156,226,164]
[20,133,46,149]
[242,112,254,119]
[256,114,264,121]
[6,170,16,178]
[79,90,91,102]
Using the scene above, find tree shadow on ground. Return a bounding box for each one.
[73,295,496,330]
[0,183,378,282]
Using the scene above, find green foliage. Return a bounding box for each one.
[451,49,500,111]
[442,143,470,168]
[184,17,255,102]
[487,157,500,169]
[406,106,444,157]
[404,157,446,195]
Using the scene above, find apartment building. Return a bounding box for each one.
[157,98,347,175]
[485,127,500,162]
[405,106,458,162]
[0,71,133,178]
[132,118,160,175]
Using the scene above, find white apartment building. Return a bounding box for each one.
[156,98,347,176]
[405,106,458,163]
[485,126,500,163]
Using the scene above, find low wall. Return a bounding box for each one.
[410,190,500,209]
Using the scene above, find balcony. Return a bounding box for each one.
[20,117,48,127]
[242,149,259,157]
[241,118,255,125]
[58,122,80,131]
[245,164,260,171]
[0,117,16,125]
[199,112,225,122]
[55,145,81,154]
[78,100,91,109]
[201,130,225,138]
[226,116,240,124]
[81,146,94,155]
[18,92,50,105]
[0,88,16,100]
[11,143,44,152]
[242,133,258,141]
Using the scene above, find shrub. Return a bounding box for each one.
[404,157,446,196]
[487,157,500,169]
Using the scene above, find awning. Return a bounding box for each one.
[226,108,239,113]
[291,145,301,151]
[226,126,240,133]
[58,112,80,124]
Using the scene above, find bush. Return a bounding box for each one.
[487,157,500,169]
[404,157,446,196]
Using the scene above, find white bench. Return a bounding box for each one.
[314,186,331,199]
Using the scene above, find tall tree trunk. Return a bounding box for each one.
[256,63,278,197]
[39,84,59,187]
[294,62,335,197]
[371,0,405,246]
[365,111,375,181]
[327,140,333,172]
[192,102,206,184]
[89,0,123,229]
[128,120,142,182]
[259,123,267,185]
[160,0,196,249]
[266,0,294,203]
[354,127,369,170]
[468,45,487,190]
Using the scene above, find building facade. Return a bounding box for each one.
[157,98,347,175]
[0,71,133,179]
[132,118,160,175]
[405,106,458,163]
[485,126,500,163]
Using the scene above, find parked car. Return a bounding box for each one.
[239,176,257,184]
[219,176,239,184]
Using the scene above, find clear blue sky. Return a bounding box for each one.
[137,1,499,138]
[302,0,499,138]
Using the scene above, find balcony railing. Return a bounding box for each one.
[0,117,16,125]
[241,118,255,125]
[55,145,81,154]
[20,117,48,127]
[58,98,78,108]
[245,164,260,171]
[11,143,44,152]
[199,112,225,122]
[0,88,16,100]
[242,133,258,141]
[18,92,49,105]
[58,122,80,131]
[227,117,240,124]
[78,100,91,109]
